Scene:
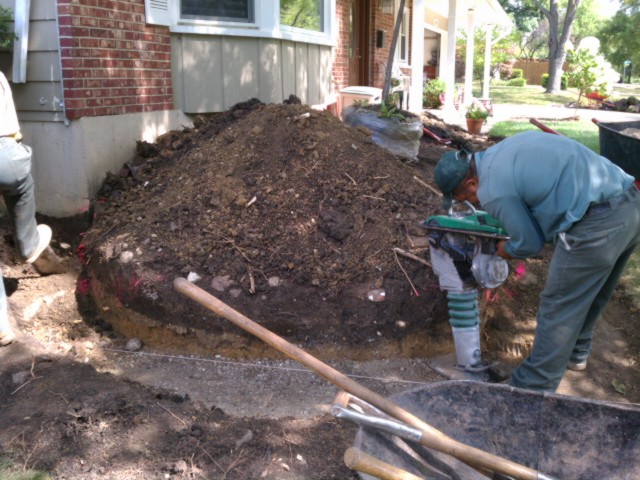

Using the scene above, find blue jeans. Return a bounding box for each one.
[510,190,640,392]
[0,138,40,334]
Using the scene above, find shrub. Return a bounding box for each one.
[498,63,514,80]
[507,78,526,87]
[510,69,523,79]
[541,73,568,90]
[423,78,445,109]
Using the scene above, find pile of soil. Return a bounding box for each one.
[81,100,496,359]
[0,100,638,480]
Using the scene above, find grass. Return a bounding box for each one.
[488,118,600,153]
[473,82,640,106]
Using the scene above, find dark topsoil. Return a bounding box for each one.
[0,101,638,480]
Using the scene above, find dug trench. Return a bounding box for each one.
[0,101,638,479]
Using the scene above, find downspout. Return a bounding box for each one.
[54,0,70,126]
[12,0,30,84]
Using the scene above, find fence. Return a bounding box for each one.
[514,60,568,86]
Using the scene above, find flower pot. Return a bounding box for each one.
[466,118,484,135]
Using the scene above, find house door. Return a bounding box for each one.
[348,0,370,86]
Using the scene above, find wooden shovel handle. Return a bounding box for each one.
[344,447,425,480]
[173,278,545,480]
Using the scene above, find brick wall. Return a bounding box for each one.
[333,0,413,91]
[334,0,350,91]
[58,0,173,120]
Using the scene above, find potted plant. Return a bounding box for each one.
[465,99,490,134]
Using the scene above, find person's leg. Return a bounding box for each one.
[570,242,637,365]
[510,198,640,391]
[0,140,39,258]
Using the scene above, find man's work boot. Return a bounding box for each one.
[26,225,65,275]
[0,328,16,346]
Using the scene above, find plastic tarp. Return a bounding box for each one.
[342,107,423,161]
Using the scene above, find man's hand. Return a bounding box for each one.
[495,240,512,259]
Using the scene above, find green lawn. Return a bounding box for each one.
[488,118,600,153]
[473,82,640,106]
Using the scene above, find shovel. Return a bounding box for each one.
[173,278,557,480]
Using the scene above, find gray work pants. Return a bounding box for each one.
[0,137,39,334]
[510,190,640,392]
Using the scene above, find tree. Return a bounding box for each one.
[533,0,582,93]
[0,6,16,48]
[598,1,640,77]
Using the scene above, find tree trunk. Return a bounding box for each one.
[382,0,406,102]
[536,0,581,93]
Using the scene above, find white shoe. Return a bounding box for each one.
[25,225,52,264]
[0,329,15,346]
[567,360,587,371]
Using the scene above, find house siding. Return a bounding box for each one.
[57,0,173,119]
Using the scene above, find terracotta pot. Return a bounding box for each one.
[466,118,484,135]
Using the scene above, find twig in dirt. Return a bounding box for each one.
[157,402,188,426]
[344,172,357,185]
[413,175,442,197]
[11,376,42,396]
[48,390,70,404]
[196,442,224,473]
[248,268,256,294]
[393,250,420,297]
[393,247,432,268]
[362,195,385,201]
[246,196,257,207]
[206,231,252,263]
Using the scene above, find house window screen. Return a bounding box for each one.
[280,0,324,32]
[181,0,254,22]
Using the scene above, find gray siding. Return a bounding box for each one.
[172,34,332,113]
[0,0,63,122]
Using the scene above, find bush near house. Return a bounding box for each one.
[507,78,527,87]
[510,69,524,79]
[541,73,568,90]
[423,79,446,108]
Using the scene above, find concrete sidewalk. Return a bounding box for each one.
[426,103,639,134]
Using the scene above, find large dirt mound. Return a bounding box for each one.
[83,101,458,358]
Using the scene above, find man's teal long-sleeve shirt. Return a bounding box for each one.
[476,131,634,259]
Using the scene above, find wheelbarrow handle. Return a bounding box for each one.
[344,447,426,480]
[529,118,561,135]
[173,277,554,480]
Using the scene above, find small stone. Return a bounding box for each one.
[126,338,142,352]
[211,275,234,292]
[11,371,30,384]
[60,243,71,250]
[267,276,280,287]
[229,288,242,298]
[119,251,134,264]
[187,272,201,282]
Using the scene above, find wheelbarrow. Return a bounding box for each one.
[343,381,640,480]
[174,278,640,480]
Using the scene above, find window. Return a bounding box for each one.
[181,0,254,23]
[280,0,325,33]
[395,8,409,64]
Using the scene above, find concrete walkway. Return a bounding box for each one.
[426,103,639,135]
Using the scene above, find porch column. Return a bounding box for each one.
[443,0,457,111]
[463,8,475,105]
[409,0,425,113]
[482,26,492,99]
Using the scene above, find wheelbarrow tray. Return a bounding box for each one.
[353,380,640,480]
[594,120,640,179]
